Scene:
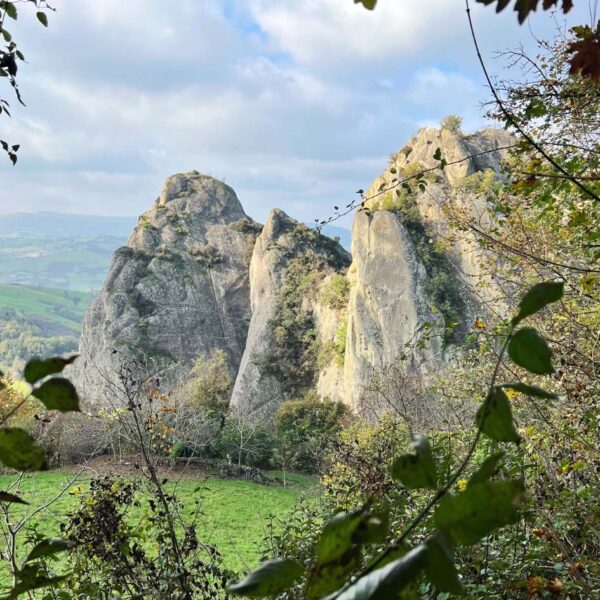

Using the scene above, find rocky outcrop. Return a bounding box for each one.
[230,210,350,417]
[342,211,443,410]
[72,126,511,417]
[338,126,512,409]
[71,172,260,406]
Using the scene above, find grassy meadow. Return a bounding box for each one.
[0,470,315,578]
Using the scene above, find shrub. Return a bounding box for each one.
[320,274,350,310]
[188,349,232,415]
[216,412,274,469]
[440,114,463,133]
[61,477,229,598]
[275,394,351,473]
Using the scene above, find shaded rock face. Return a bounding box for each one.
[230,210,350,418]
[71,173,259,406]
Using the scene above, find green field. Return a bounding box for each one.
[0,470,315,578]
[0,284,93,334]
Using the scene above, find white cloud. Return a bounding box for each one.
[250,0,463,67]
[0,0,591,223]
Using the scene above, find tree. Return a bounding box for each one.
[440,114,463,134]
[275,395,351,474]
[218,405,273,470]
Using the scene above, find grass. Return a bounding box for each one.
[0,284,92,333]
[0,469,316,578]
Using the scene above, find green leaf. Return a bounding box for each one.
[326,545,427,600]
[32,378,80,412]
[508,328,554,374]
[4,564,68,600]
[501,383,557,399]
[354,0,378,9]
[0,491,28,505]
[307,510,365,599]
[317,510,364,563]
[524,98,547,118]
[36,11,48,27]
[228,558,302,598]
[433,147,442,161]
[391,435,437,490]
[469,452,504,486]
[26,538,69,563]
[353,509,390,545]
[424,533,463,594]
[512,281,563,325]
[24,355,78,385]
[4,3,17,19]
[434,480,524,546]
[476,388,520,443]
[0,428,46,471]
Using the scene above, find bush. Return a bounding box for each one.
[61,477,229,598]
[188,349,232,415]
[275,395,351,473]
[216,413,274,469]
[440,114,463,133]
[320,274,350,310]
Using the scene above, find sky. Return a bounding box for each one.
[0,0,593,228]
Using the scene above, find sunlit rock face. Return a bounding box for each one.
[71,172,259,406]
[230,209,350,419]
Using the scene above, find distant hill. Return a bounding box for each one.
[0,284,92,334]
[0,212,135,291]
[0,212,136,238]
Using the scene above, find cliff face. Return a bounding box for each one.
[71,173,259,406]
[341,211,443,410]
[73,126,510,416]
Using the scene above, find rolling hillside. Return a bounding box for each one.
[0,284,93,372]
[0,284,92,334]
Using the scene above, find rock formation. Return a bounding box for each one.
[73,126,511,417]
[337,126,512,409]
[230,210,350,417]
[71,172,260,406]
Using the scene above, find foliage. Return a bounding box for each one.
[0,470,312,579]
[0,1,53,164]
[318,319,347,369]
[320,274,350,310]
[60,477,229,599]
[262,234,349,396]
[0,291,88,374]
[275,395,351,474]
[230,281,570,598]
[440,114,463,134]
[188,349,232,416]
[216,410,274,469]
